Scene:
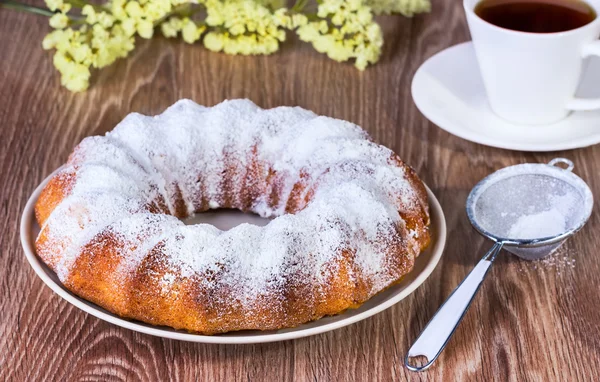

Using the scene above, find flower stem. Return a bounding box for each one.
[152,3,203,26]
[0,0,56,17]
[291,0,309,12]
[65,0,104,12]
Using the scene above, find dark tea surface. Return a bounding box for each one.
[475,0,596,33]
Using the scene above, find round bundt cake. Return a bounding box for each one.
[34,99,431,334]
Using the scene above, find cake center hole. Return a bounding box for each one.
[183,209,270,231]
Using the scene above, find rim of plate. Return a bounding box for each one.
[20,167,446,344]
[411,42,600,152]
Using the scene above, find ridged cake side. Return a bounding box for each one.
[35,99,430,334]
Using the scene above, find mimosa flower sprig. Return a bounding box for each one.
[1,0,430,92]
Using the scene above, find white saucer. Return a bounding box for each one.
[412,42,600,152]
[20,167,446,344]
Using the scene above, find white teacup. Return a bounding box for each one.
[465,0,600,125]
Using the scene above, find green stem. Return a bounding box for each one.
[68,0,87,6]
[291,0,309,12]
[152,3,203,26]
[70,18,86,26]
[64,0,106,12]
[305,12,320,21]
[0,0,56,16]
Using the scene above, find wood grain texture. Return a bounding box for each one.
[2,0,600,381]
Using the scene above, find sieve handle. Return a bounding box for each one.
[405,242,504,372]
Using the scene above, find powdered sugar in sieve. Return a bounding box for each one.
[467,158,593,260]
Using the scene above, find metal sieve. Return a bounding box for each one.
[405,158,593,372]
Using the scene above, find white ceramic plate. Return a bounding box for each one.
[412,42,600,152]
[20,168,446,344]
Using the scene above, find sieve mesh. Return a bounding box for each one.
[467,160,593,260]
[473,174,584,241]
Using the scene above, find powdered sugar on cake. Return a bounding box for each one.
[36,99,425,314]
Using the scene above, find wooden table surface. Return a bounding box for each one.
[2,0,600,380]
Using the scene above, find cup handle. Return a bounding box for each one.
[567,41,600,111]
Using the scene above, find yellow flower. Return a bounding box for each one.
[296,0,382,69]
[125,1,144,18]
[41,0,404,93]
[273,8,289,27]
[121,19,137,37]
[204,0,286,55]
[137,20,154,38]
[296,23,320,41]
[356,7,372,23]
[203,32,225,52]
[161,17,183,38]
[53,51,91,92]
[318,20,328,34]
[327,41,353,61]
[110,24,136,55]
[229,23,245,36]
[49,13,69,29]
[70,44,93,64]
[91,24,109,49]
[61,65,91,92]
[42,30,63,50]
[366,23,383,46]
[181,18,205,44]
[91,23,135,67]
[45,0,70,13]
[83,5,116,28]
[45,0,61,11]
[82,5,97,23]
[97,13,116,28]
[365,0,430,15]
[52,28,75,51]
[144,0,172,20]
[273,9,308,29]
[111,0,128,19]
[292,14,308,27]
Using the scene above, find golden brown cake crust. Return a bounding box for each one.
[34,99,430,334]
